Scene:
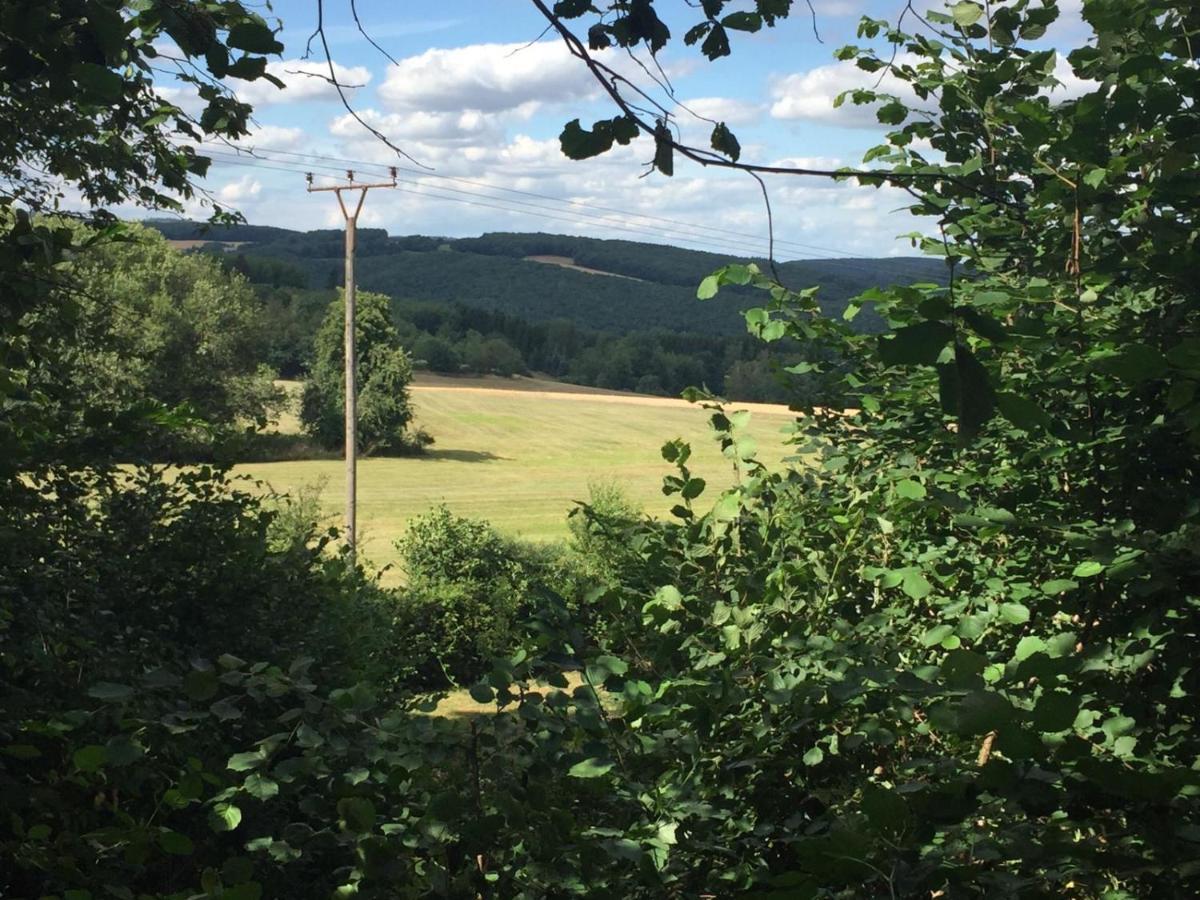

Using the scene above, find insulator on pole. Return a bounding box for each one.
[347,169,354,182]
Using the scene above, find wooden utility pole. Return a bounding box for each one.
[307,168,397,561]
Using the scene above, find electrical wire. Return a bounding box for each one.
[198,148,942,279]
[198,141,925,263]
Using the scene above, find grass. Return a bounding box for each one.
[236,376,800,579]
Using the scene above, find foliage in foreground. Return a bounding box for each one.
[4,0,1200,897]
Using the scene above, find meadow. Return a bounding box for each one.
[236,375,801,577]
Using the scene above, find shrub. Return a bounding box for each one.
[568,480,644,586]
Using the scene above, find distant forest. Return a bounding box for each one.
[147,221,946,402]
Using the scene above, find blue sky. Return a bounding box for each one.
[159,0,1088,260]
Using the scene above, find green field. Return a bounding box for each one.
[235,377,800,576]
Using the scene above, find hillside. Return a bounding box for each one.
[147,221,945,336]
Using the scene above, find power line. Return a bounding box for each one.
[199,141,903,262]
[199,150,943,280]
[202,150,802,258]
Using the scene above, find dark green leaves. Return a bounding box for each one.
[653,120,674,176]
[877,322,953,366]
[337,797,376,833]
[226,22,284,55]
[938,345,996,438]
[560,117,639,160]
[1092,343,1168,385]
[710,122,741,161]
[722,11,762,32]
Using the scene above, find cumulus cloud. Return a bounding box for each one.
[330,108,505,146]
[770,54,926,128]
[217,175,262,203]
[232,59,372,107]
[378,41,600,113]
[232,124,307,151]
[681,96,764,126]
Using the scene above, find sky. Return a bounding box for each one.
[155,0,1091,261]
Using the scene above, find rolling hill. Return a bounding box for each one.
[147,220,945,336]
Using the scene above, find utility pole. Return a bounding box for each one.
[307,168,397,562]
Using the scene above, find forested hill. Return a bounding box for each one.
[146,221,944,336]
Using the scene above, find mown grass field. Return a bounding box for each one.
[235,375,800,578]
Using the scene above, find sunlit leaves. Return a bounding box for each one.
[568,758,616,778]
[208,803,243,833]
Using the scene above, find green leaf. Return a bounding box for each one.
[722,11,762,32]
[712,493,742,521]
[653,120,674,176]
[878,321,954,367]
[87,682,134,702]
[895,479,926,500]
[208,803,243,833]
[951,1,984,26]
[1015,635,1046,661]
[227,752,264,772]
[697,275,720,300]
[73,63,124,102]
[73,745,107,772]
[244,774,279,800]
[999,603,1030,625]
[469,683,495,704]
[802,746,824,766]
[956,691,1013,736]
[226,22,284,55]
[922,624,954,647]
[1041,579,1078,595]
[184,669,220,701]
[221,883,263,900]
[997,392,1053,434]
[681,477,706,500]
[337,797,376,833]
[560,116,638,160]
[861,785,909,839]
[939,344,996,439]
[710,122,741,161]
[158,829,195,856]
[1032,692,1080,732]
[1092,343,1167,384]
[1072,560,1105,578]
[568,758,615,778]
[902,569,932,600]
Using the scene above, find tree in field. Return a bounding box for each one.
[301,291,417,454]
[1,0,288,468]
[55,223,283,438]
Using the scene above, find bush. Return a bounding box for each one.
[568,481,644,585]
[390,506,582,687]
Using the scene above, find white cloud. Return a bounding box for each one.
[378,41,600,113]
[233,124,307,151]
[232,59,372,107]
[681,96,764,126]
[330,108,506,146]
[770,54,926,128]
[217,175,262,203]
[1046,52,1095,101]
